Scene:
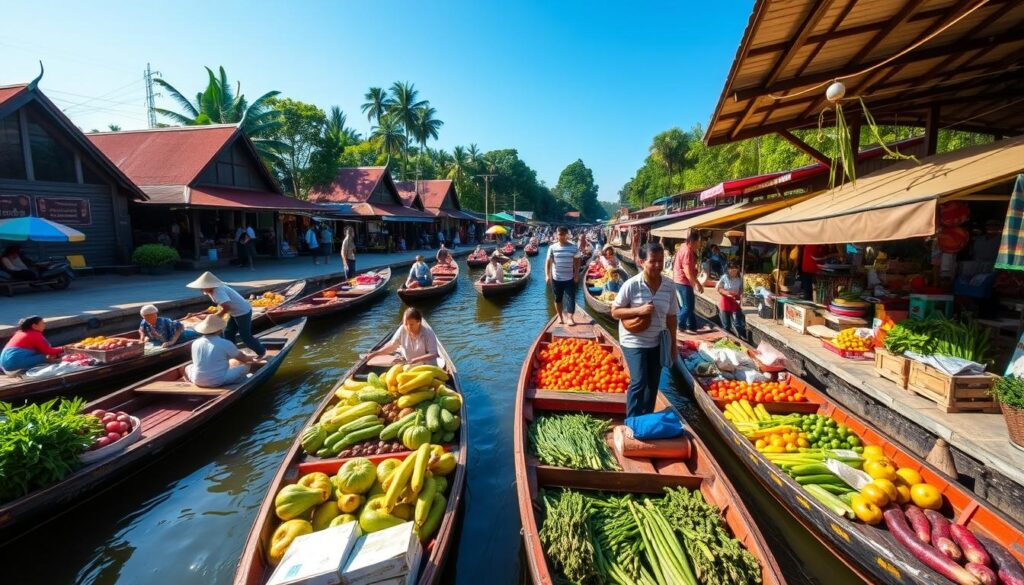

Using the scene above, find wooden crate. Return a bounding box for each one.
[874,349,910,388]
[783,302,826,334]
[906,360,999,413]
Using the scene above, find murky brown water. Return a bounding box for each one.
[2,254,859,584]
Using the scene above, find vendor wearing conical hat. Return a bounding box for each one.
[184,314,254,388]
[186,272,265,358]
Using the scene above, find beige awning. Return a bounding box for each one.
[746,136,1024,245]
[650,192,819,239]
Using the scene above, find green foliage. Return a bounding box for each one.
[267,97,328,198]
[132,244,181,267]
[0,398,101,503]
[554,159,604,220]
[649,128,689,194]
[152,66,287,166]
[993,376,1024,410]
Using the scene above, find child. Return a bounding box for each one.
[716,261,746,338]
[603,269,623,294]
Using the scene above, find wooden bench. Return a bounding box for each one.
[134,380,229,396]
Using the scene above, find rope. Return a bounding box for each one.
[767,0,991,102]
[940,96,1024,130]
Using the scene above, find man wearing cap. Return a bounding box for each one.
[185,315,254,388]
[138,305,198,348]
[186,272,265,358]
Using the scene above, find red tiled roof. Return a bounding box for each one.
[187,186,324,211]
[0,84,28,108]
[336,202,434,222]
[309,167,396,204]
[88,125,239,187]
[395,180,456,209]
[565,211,581,218]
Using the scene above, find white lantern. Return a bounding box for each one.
[826,81,846,103]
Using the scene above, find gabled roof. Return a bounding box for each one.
[395,180,458,210]
[0,83,146,200]
[88,125,238,187]
[309,167,408,207]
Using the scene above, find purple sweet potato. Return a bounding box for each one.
[905,505,932,544]
[950,524,993,567]
[883,507,982,585]
[924,509,964,561]
[976,535,1024,585]
[965,563,997,585]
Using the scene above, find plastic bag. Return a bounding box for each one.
[697,342,754,372]
[625,409,685,440]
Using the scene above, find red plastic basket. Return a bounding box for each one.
[821,339,872,360]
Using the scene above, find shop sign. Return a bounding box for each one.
[36,197,92,226]
[0,195,31,219]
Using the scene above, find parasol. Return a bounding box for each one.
[486,225,508,235]
[0,216,85,242]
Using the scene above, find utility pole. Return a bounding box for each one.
[476,173,496,234]
[144,63,160,129]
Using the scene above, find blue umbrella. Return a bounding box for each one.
[0,216,85,242]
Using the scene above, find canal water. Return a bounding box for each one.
[3,253,860,585]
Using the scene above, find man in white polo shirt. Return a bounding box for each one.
[186,271,266,358]
[545,226,580,326]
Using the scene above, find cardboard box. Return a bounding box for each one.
[783,302,825,334]
[268,522,362,585]
[343,522,422,585]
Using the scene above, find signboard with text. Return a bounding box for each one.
[0,195,31,219]
[36,197,92,226]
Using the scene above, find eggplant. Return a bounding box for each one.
[976,535,1024,585]
[883,507,982,585]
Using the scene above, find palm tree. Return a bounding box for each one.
[411,104,443,179]
[433,148,453,174]
[649,128,689,198]
[361,87,393,126]
[325,107,356,150]
[152,66,286,164]
[387,81,427,180]
[467,143,481,163]
[370,113,406,169]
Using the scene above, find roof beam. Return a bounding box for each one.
[732,28,1024,101]
[793,0,859,79]
[761,0,834,90]
[778,129,832,166]
[847,0,929,67]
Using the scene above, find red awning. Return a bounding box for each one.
[616,206,714,227]
[699,172,787,202]
[146,186,325,211]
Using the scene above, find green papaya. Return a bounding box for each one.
[301,424,327,454]
[359,496,405,533]
[274,484,325,520]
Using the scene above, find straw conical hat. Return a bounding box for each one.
[186,271,225,289]
[193,314,228,335]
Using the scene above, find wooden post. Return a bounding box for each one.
[925,104,940,156]
[191,209,201,262]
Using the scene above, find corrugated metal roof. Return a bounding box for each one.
[88,125,240,188]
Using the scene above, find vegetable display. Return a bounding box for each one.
[707,379,806,404]
[268,444,457,564]
[883,316,992,365]
[534,337,629,393]
[528,413,620,471]
[539,487,761,585]
[0,398,101,503]
[300,364,462,459]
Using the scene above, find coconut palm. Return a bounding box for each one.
[370,113,406,169]
[649,128,689,195]
[467,143,481,163]
[361,87,394,126]
[152,66,286,163]
[411,104,443,179]
[325,107,360,149]
[387,81,427,180]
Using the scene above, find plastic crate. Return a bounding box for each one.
[821,339,872,360]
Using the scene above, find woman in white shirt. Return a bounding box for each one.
[185,315,254,388]
[186,271,265,358]
[484,255,505,283]
[369,308,439,365]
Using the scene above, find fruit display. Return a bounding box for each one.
[268,445,457,564]
[354,272,385,285]
[533,337,629,393]
[86,409,137,450]
[706,378,807,403]
[825,328,872,355]
[300,365,462,459]
[597,291,617,302]
[70,336,140,351]
[61,353,98,367]
[249,291,285,308]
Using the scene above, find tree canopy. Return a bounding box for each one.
[554,159,604,220]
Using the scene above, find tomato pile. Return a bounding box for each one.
[706,378,806,403]
[535,338,629,393]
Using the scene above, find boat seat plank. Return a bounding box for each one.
[135,380,229,396]
[535,465,704,492]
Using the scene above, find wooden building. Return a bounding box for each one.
[0,83,145,265]
[88,124,323,266]
[396,179,481,243]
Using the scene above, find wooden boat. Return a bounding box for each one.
[515,310,785,585]
[501,243,515,256]
[0,318,306,538]
[397,263,458,303]
[233,320,467,585]
[676,327,1024,584]
[0,280,306,404]
[266,269,391,322]
[466,253,490,268]
[474,257,531,297]
[524,244,539,256]
[581,261,613,319]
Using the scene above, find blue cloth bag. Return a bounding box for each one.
[625,409,685,440]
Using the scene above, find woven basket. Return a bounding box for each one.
[1001,402,1024,449]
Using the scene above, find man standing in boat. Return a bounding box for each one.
[545,226,580,326]
[611,242,678,417]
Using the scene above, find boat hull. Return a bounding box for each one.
[397,264,458,302]
[266,269,391,321]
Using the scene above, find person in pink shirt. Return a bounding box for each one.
[1,316,63,373]
[672,231,705,333]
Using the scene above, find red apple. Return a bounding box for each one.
[105,421,121,433]
[102,413,117,423]
[117,421,130,433]
[115,414,130,423]
[106,432,121,442]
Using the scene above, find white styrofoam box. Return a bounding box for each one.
[342,522,422,585]
[268,522,362,585]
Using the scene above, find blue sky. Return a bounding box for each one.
[0,0,752,202]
